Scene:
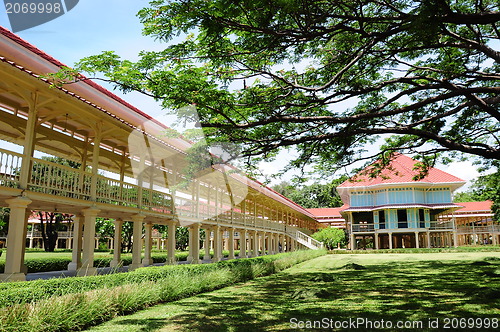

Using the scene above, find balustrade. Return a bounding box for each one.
[0,148,21,188]
[0,153,315,239]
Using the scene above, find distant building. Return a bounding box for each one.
[336,153,468,249]
[440,200,499,246]
[307,207,347,229]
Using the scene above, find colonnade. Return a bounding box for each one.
[0,28,319,282]
[350,230,459,250]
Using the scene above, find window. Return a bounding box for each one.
[419,209,425,228]
[397,209,408,228]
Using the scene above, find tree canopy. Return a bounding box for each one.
[454,162,500,220]
[312,227,347,250]
[272,177,346,208]
[53,0,500,175]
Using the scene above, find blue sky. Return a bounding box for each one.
[0,1,482,186]
[0,0,167,118]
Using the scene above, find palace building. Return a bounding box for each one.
[336,153,490,249]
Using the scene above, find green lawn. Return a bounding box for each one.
[88,252,500,332]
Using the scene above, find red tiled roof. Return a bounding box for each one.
[338,154,465,188]
[455,200,493,212]
[0,26,168,130]
[307,206,346,217]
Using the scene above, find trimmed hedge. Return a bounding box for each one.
[0,249,326,331]
[0,250,240,273]
[0,249,325,308]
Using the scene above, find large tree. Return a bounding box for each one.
[272,177,347,208]
[454,162,500,220]
[52,0,500,174]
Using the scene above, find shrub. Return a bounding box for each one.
[0,249,325,310]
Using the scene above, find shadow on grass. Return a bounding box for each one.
[108,259,500,331]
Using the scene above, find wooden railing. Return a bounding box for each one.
[286,227,323,249]
[352,224,376,232]
[0,148,22,188]
[0,150,307,234]
[456,225,500,234]
[29,157,92,199]
[351,221,455,232]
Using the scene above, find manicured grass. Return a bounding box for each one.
[0,250,326,331]
[332,246,500,254]
[88,252,500,331]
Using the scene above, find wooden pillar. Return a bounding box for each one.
[110,219,123,267]
[19,95,38,190]
[142,222,153,266]
[203,228,212,261]
[261,231,266,255]
[129,214,145,271]
[78,207,100,276]
[204,228,211,260]
[167,221,177,264]
[253,230,259,256]
[212,225,222,262]
[0,197,32,281]
[189,223,200,264]
[68,215,83,271]
[228,228,235,259]
[240,230,247,258]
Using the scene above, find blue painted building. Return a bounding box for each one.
[337,154,465,249]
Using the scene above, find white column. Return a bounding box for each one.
[189,223,200,264]
[228,228,235,259]
[110,219,123,267]
[142,222,153,266]
[239,230,247,258]
[453,230,458,248]
[275,234,280,253]
[167,221,177,264]
[19,97,38,189]
[68,216,83,271]
[0,197,32,281]
[187,224,194,262]
[78,207,100,276]
[388,233,393,250]
[426,231,431,248]
[253,231,259,256]
[375,233,379,250]
[261,231,266,255]
[203,228,211,260]
[129,214,145,271]
[212,225,222,262]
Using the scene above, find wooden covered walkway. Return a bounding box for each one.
[0,27,322,281]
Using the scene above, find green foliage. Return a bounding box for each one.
[95,219,114,238]
[53,0,500,176]
[312,228,346,250]
[0,208,9,234]
[273,176,347,208]
[0,250,325,331]
[175,227,189,250]
[453,164,500,221]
